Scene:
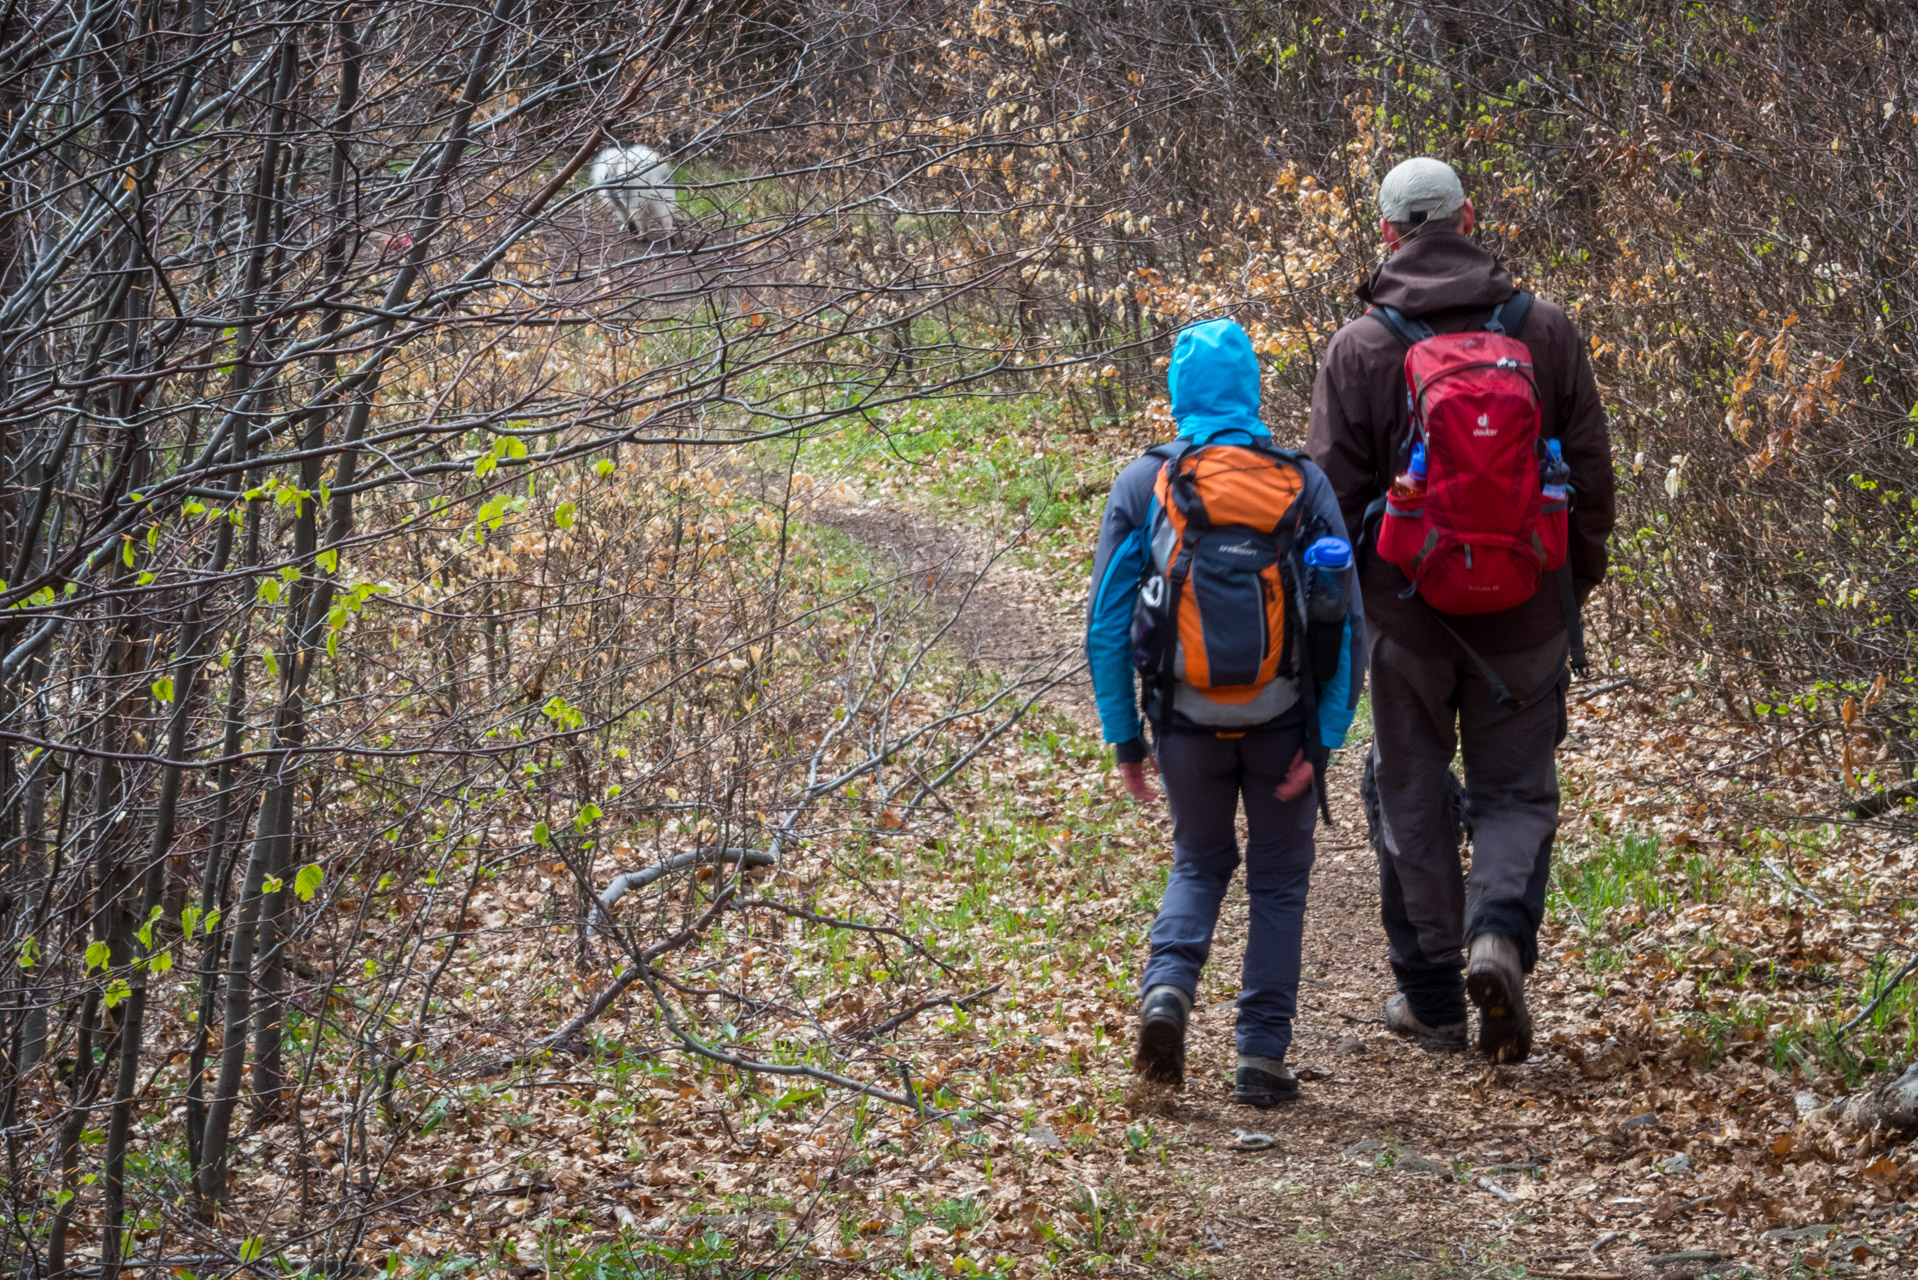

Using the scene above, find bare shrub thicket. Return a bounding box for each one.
[0,0,1125,1270]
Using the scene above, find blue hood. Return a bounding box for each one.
[1167,318,1267,444]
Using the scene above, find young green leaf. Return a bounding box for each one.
[152,676,175,703]
[294,864,324,901]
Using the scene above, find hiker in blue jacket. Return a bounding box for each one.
[1085,318,1364,1107]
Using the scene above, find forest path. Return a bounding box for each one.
[813,492,1768,1280]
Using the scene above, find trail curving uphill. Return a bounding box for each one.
[813,484,1889,1280]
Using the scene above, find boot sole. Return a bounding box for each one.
[1384,998,1468,1053]
[1411,1033,1468,1054]
[1466,964,1533,1063]
[1134,1014,1185,1086]
[1384,1023,1467,1053]
[1234,1080,1300,1109]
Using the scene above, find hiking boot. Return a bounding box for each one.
[1384,994,1468,1052]
[1233,1054,1300,1108]
[1466,934,1533,1063]
[1134,986,1190,1086]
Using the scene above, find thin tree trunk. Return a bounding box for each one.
[44,991,103,1280]
[195,777,288,1208]
[101,517,233,1278]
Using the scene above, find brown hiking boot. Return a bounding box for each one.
[1384,994,1467,1051]
[1466,934,1533,1063]
[1134,985,1190,1086]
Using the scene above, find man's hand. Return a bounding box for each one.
[1274,748,1315,802]
[1117,759,1160,804]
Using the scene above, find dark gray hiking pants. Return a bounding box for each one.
[1140,720,1316,1061]
[1369,631,1567,1027]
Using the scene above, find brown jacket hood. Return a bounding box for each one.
[1357,230,1514,317]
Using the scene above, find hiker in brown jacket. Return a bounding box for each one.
[1306,157,1616,1061]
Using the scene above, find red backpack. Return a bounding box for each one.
[1370,291,1568,615]
[1366,291,1588,706]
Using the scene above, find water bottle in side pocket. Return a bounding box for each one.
[1303,536,1350,681]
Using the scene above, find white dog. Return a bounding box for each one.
[589,144,677,239]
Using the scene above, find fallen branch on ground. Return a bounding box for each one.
[1572,678,1636,703]
[869,982,1003,1037]
[636,965,999,1121]
[519,887,739,1061]
[1835,953,1918,1039]
[740,894,960,976]
[1849,780,1918,820]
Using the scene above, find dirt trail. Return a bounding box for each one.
[828,497,1774,1280]
[812,499,1098,726]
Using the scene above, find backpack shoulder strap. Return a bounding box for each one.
[1368,304,1435,348]
[1157,441,1212,532]
[1485,290,1533,338]
[1247,440,1307,466]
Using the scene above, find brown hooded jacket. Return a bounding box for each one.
[1306,230,1616,657]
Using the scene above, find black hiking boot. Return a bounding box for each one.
[1134,985,1189,1086]
[1466,934,1533,1064]
[1233,1055,1300,1108]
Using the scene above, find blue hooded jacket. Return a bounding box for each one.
[1166,317,1267,444]
[1082,319,1364,756]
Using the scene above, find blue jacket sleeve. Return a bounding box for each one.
[1298,462,1367,751]
[1084,456,1160,750]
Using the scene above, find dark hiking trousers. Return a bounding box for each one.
[1369,631,1567,1027]
[1140,720,1316,1061]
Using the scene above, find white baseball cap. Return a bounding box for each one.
[1378,157,1465,223]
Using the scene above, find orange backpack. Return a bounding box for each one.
[1128,441,1309,714]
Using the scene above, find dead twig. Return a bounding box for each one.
[518,887,738,1062]
[1835,953,1918,1039]
[868,982,1003,1037]
[1760,857,1827,909]
[738,895,961,976]
[592,846,776,923]
[1572,678,1636,703]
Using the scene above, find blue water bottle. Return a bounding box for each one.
[1303,536,1351,625]
[1303,536,1350,683]
[1541,439,1571,503]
